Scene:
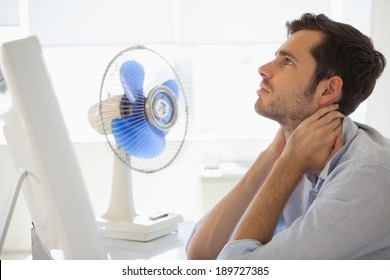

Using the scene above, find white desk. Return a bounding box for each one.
[2,222,193,260]
[104,221,193,260]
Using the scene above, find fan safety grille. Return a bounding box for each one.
[98,46,188,173]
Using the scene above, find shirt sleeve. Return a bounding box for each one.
[217,239,263,260]
[216,162,390,260]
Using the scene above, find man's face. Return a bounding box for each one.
[255,30,324,131]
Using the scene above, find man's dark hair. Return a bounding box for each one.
[286,13,386,115]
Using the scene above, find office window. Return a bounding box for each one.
[32,44,280,142]
[190,44,280,140]
[189,44,367,140]
[1,42,367,144]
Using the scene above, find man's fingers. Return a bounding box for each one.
[327,117,344,132]
[305,105,344,130]
[307,104,339,123]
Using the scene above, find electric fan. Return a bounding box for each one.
[88,45,188,241]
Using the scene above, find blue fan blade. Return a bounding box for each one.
[111,116,166,158]
[162,79,179,98]
[120,61,145,103]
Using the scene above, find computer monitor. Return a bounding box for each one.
[0,36,107,259]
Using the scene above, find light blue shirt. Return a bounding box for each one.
[195,117,390,259]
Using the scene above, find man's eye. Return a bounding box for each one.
[284,58,293,65]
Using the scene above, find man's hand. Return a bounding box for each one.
[230,104,344,245]
[281,104,345,175]
[266,127,286,161]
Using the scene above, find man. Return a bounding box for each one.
[186,13,390,259]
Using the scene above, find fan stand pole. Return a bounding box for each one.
[101,156,137,221]
[97,155,183,242]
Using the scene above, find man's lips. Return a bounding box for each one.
[257,82,270,96]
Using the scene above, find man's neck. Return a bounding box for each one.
[283,128,293,141]
[281,119,300,141]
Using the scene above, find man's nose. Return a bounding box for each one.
[258,61,273,79]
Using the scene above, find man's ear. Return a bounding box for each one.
[317,76,343,106]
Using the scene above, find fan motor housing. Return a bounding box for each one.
[145,85,178,132]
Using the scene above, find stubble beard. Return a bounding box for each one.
[255,83,315,132]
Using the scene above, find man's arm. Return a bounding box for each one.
[186,105,343,259]
[218,162,390,260]
[231,105,344,244]
[186,128,286,260]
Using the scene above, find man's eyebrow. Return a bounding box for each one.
[275,49,298,62]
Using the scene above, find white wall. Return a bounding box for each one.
[28,0,331,46]
[367,0,390,137]
[27,0,373,46]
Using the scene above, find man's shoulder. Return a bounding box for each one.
[343,120,390,167]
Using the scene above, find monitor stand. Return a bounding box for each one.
[0,168,29,253]
[31,228,52,260]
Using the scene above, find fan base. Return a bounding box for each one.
[97,213,183,242]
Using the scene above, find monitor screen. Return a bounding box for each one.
[0,36,107,259]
